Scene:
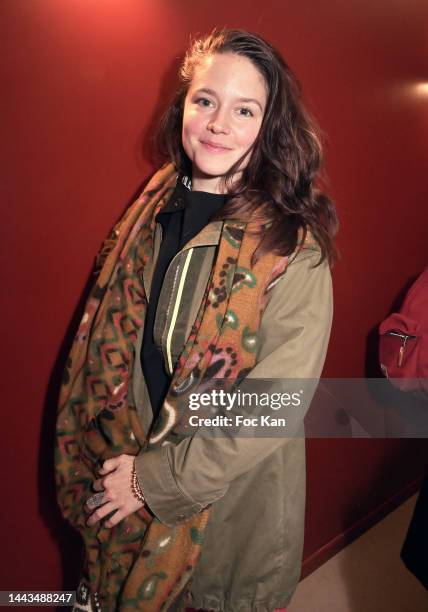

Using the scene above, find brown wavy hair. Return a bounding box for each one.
[155,28,338,266]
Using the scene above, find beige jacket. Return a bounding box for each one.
[132,219,333,611]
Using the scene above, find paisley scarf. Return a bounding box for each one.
[56,163,291,610]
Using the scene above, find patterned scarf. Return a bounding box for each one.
[56,163,291,611]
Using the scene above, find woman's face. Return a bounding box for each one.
[182,52,267,193]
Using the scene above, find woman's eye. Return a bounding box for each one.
[238,107,254,117]
[196,98,213,108]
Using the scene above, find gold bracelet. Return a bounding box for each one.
[131,458,145,504]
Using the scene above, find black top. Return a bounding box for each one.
[140,177,227,420]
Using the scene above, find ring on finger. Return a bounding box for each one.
[87,492,105,509]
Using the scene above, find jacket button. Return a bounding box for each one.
[176,514,185,522]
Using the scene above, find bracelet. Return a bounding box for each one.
[131,458,145,504]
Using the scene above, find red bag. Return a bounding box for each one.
[379,267,428,393]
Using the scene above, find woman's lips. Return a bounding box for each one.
[200,141,231,153]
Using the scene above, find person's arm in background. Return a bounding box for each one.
[135,247,333,526]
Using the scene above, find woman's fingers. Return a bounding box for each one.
[99,456,120,474]
[105,509,127,529]
[87,501,118,527]
[92,478,104,492]
[84,455,143,528]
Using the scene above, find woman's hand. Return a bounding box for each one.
[85,454,144,528]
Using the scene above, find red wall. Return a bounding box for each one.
[2,0,428,592]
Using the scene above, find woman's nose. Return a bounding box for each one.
[207,108,230,135]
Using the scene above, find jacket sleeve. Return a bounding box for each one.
[135,247,333,527]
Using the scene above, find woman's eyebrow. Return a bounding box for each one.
[238,97,264,111]
[194,87,264,111]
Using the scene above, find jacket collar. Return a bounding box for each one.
[142,220,223,301]
[180,220,223,248]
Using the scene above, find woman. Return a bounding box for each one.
[56,29,337,612]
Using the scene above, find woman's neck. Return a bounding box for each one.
[191,168,241,194]
[191,174,224,194]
